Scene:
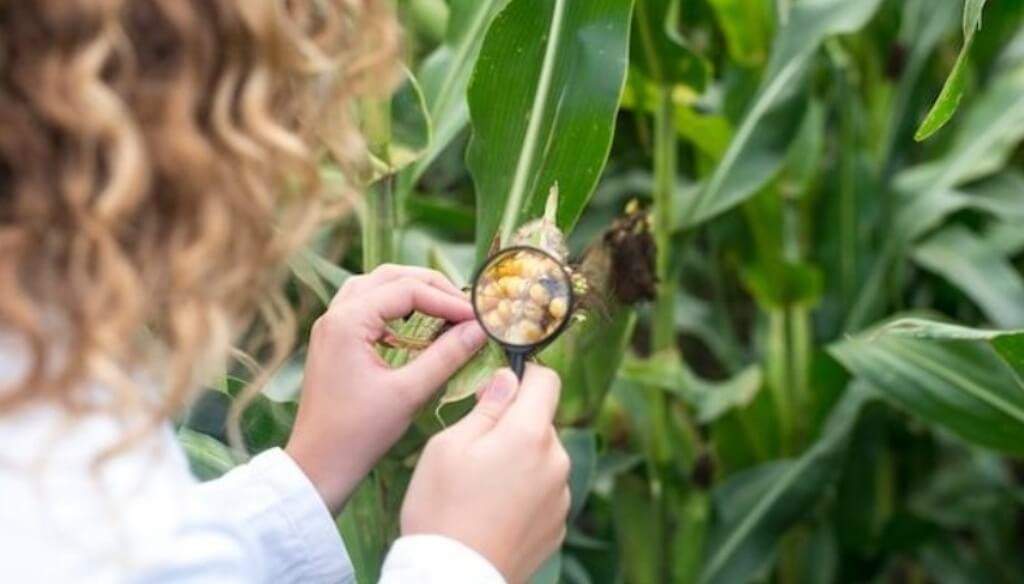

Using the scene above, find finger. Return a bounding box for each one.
[367,278,474,326]
[498,363,561,435]
[445,369,519,440]
[560,485,572,520]
[393,321,488,403]
[336,264,464,304]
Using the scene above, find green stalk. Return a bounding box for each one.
[789,305,811,443]
[828,42,858,313]
[650,84,708,583]
[349,99,401,583]
[363,178,397,270]
[647,87,677,473]
[652,87,677,353]
[767,308,793,455]
[775,0,791,26]
[784,197,810,446]
[778,527,806,584]
[672,491,710,583]
[362,98,396,269]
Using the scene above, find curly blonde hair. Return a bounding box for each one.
[0,0,397,452]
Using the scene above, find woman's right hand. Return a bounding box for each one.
[399,365,571,584]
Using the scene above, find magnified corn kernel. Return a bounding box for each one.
[498,276,525,297]
[522,302,545,322]
[477,293,499,312]
[549,297,567,320]
[510,299,526,316]
[496,299,513,321]
[510,321,543,344]
[474,247,573,346]
[483,311,505,332]
[528,283,550,305]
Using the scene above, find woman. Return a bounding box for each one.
[0,1,570,582]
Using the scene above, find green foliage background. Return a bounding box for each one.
[181,0,1024,582]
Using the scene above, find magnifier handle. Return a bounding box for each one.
[508,351,527,380]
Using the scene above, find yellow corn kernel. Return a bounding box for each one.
[482,311,505,333]
[498,276,526,297]
[528,283,551,305]
[511,320,544,344]
[549,297,568,320]
[522,302,545,323]
[476,293,499,312]
[496,299,513,321]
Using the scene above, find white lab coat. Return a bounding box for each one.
[0,347,504,583]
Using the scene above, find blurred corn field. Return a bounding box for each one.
[179,0,1024,582]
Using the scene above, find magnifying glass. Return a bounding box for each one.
[471,246,575,379]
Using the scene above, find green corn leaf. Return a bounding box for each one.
[699,385,870,584]
[544,307,637,424]
[562,428,599,520]
[873,317,1024,380]
[466,0,634,258]
[914,0,988,141]
[409,0,511,180]
[178,428,238,481]
[338,476,388,583]
[437,341,506,416]
[682,0,884,227]
[831,319,1024,455]
[613,474,662,584]
[912,226,1024,329]
[619,351,763,424]
[288,247,352,306]
[632,0,710,88]
[365,67,433,181]
[706,0,774,68]
[879,0,960,167]
[848,64,1024,331]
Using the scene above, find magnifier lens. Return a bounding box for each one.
[473,248,572,347]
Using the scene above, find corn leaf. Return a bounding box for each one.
[700,385,870,584]
[466,0,634,257]
[683,0,884,227]
[562,428,598,520]
[613,474,661,583]
[365,67,433,180]
[631,0,709,88]
[848,63,1024,331]
[912,226,1024,328]
[409,0,511,180]
[706,0,773,67]
[338,477,388,583]
[873,317,1024,380]
[831,319,1024,455]
[914,0,988,141]
[178,428,237,481]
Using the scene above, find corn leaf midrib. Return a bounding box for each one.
[885,341,1024,426]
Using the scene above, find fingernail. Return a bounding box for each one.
[482,369,516,402]
[459,321,487,350]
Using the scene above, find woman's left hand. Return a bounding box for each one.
[285,264,487,514]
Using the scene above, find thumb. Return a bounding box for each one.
[447,369,519,440]
[394,321,488,406]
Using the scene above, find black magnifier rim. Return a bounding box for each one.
[470,245,575,351]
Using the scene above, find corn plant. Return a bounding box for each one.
[180,0,1024,582]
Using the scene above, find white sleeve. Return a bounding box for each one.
[380,534,507,584]
[194,447,355,584]
[1,404,352,583]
